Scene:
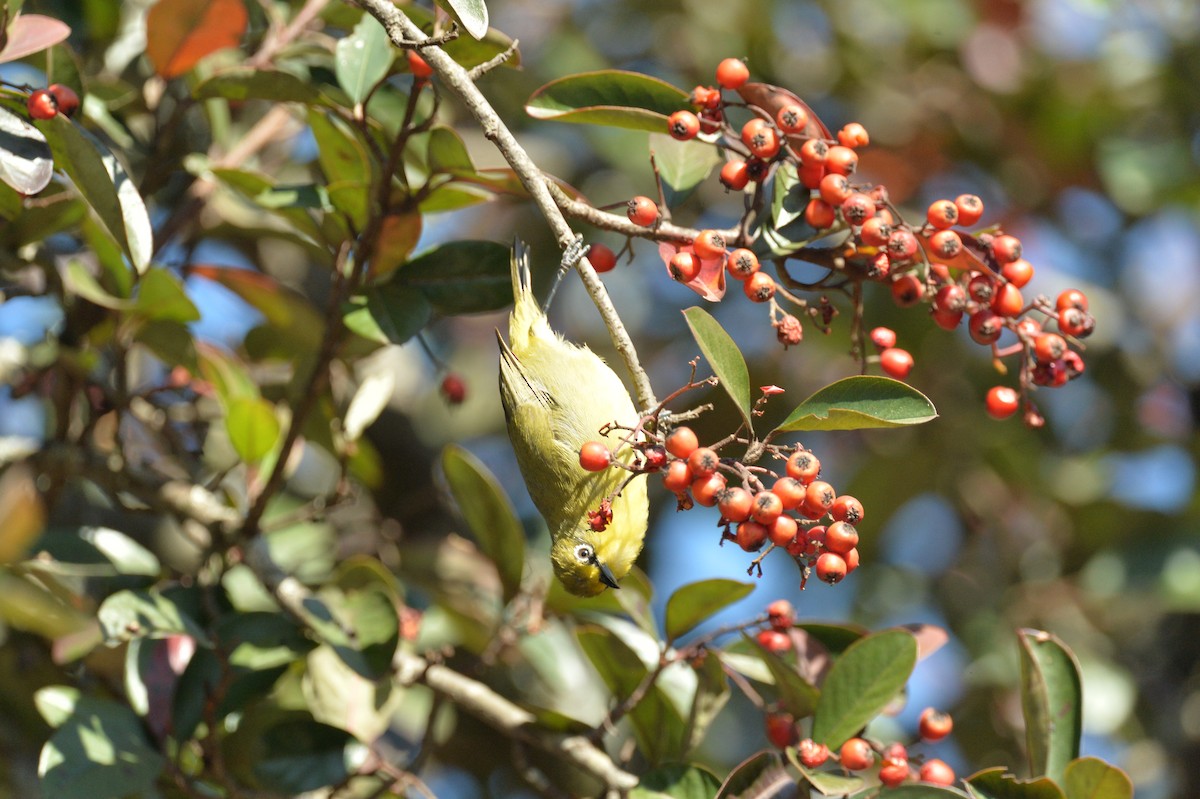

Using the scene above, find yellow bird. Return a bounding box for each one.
[497,240,648,596]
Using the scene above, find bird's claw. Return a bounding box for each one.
[561,234,588,272]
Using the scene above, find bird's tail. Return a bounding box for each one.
[508,237,553,352]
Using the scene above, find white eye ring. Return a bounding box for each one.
[574,544,594,564]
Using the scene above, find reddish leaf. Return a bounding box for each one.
[658,241,726,302]
[369,213,422,278]
[145,0,248,79]
[0,14,71,64]
[736,82,831,143]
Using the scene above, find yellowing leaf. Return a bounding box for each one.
[0,465,44,563]
[145,0,248,79]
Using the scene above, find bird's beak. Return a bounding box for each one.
[597,559,620,590]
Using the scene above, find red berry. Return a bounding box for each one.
[890,274,924,307]
[824,520,859,554]
[726,248,760,280]
[992,234,1023,264]
[838,737,873,770]
[693,229,728,260]
[804,480,835,514]
[934,284,968,314]
[800,525,827,556]
[837,122,869,148]
[641,445,668,472]
[798,138,828,166]
[588,243,617,273]
[776,104,809,134]
[931,308,963,331]
[926,199,959,229]
[860,217,893,247]
[47,84,79,117]
[627,195,659,227]
[919,759,956,786]
[918,707,954,741]
[407,50,434,79]
[751,490,784,525]
[440,373,466,404]
[1058,307,1093,337]
[798,161,825,189]
[830,495,865,525]
[879,347,914,379]
[665,426,699,459]
[816,552,847,584]
[687,446,720,477]
[768,514,799,547]
[844,546,860,573]
[718,486,754,523]
[720,159,750,191]
[985,386,1019,420]
[805,198,837,229]
[991,282,1025,318]
[767,599,794,629]
[579,441,611,471]
[692,472,727,506]
[954,194,984,226]
[662,460,692,493]
[669,251,701,282]
[26,89,57,119]
[879,756,910,787]
[886,229,919,261]
[1001,258,1034,287]
[772,477,807,510]
[1017,316,1043,340]
[819,173,852,206]
[870,326,897,350]
[824,145,858,175]
[1033,332,1067,364]
[967,272,996,303]
[797,738,830,768]
[1056,288,1089,313]
[668,109,701,141]
[743,271,776,302]
[928,229,963,261]
[736,520,768,552]
[745,157,770,182]
[840,193,876,226]
[757,628,792,654]
[786,450,821,483]
[746,124,781,160]
[968,309,1002,345]
[716,57,750,89]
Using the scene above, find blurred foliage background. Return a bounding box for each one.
[1,0,1198,797]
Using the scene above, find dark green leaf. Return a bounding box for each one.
[634,763,723,799]
[758,217,829,258]
[682,307,753,431]
[37,693,165,799]
[526,70,691,132]
[441,444,525,601]
[650,132,720,202]
[443,0,489,39]
[399,240,513,314]
[427,125,475,173]
[37,115,152,272]
[1019,629,1083,783]
[716,751,791,798]
[65,259,133,309]
[223,707,356,794]
[31,525,160,577]
[967,768,1067,799]
[0,105,52,194]
[335,13,393,105]
[746,633,820,719]
[344,284,431,344]
[226,396,281,464]
[769,161,809,230]
[774,375,938,433]
[195,69,327,104]
[135,269,200,323]
[308,109,374,229]
[96,588,210,645]
[685,649,730,754]
[787,752,866,796]
[665,578,754,642]
[811,628,918,748]
[880,786,975,798]
[1062,757,1133,799]
[0,187,84,248]
[135,320,199,372]
[404,5,520,69]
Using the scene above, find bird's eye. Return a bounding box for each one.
[574,544,594,564]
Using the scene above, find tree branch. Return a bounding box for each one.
[353,0,658,411]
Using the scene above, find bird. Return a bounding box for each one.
[497,239,648,596]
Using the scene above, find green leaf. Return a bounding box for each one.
[634,763,723,799]
[37,115,152,272]
[650,132,720,203]
[188,265,325,352]
[664,578,754,642]
[880,786,975,798]
[811,628,918,748]
[770,161,808,230]
[404,5,520,69]
[747,633,820,719]
[399,240,513,314]
[787,752,866,796]
[1062,757,1133,799]
[96,588,210,645]
[335,13,393,105]
[303,643,400,741]
[34,686,87,728]
[308,109,374,229]
[344,284,431,344]
[441,444,525,601]
[682,307,753,431]
[31,526,160,577]
[967,768,1067,799]
[0,105,52,194]
[64,259,133,309]
[226,396,281,464]
[427,125,475,173]
[773,375,938,433]
[135,269,200,323]
[716,751,791,798]
[526,70,691,132]
[686,649,730,754]
[1018,629,1083,783]
[194,68,327,104]
[443,0,489,39]
[37,694,165,799]
[222,707,357,794]
[135,320,199,373]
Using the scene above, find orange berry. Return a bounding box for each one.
[715,57,750,89]
[578,441,611,471]
[665,426,699,459]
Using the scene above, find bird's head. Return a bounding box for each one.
[550,525,641,597]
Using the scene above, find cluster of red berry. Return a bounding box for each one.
[580,423,865,585]
[25,83,80,120]
[591,58,1096,426]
